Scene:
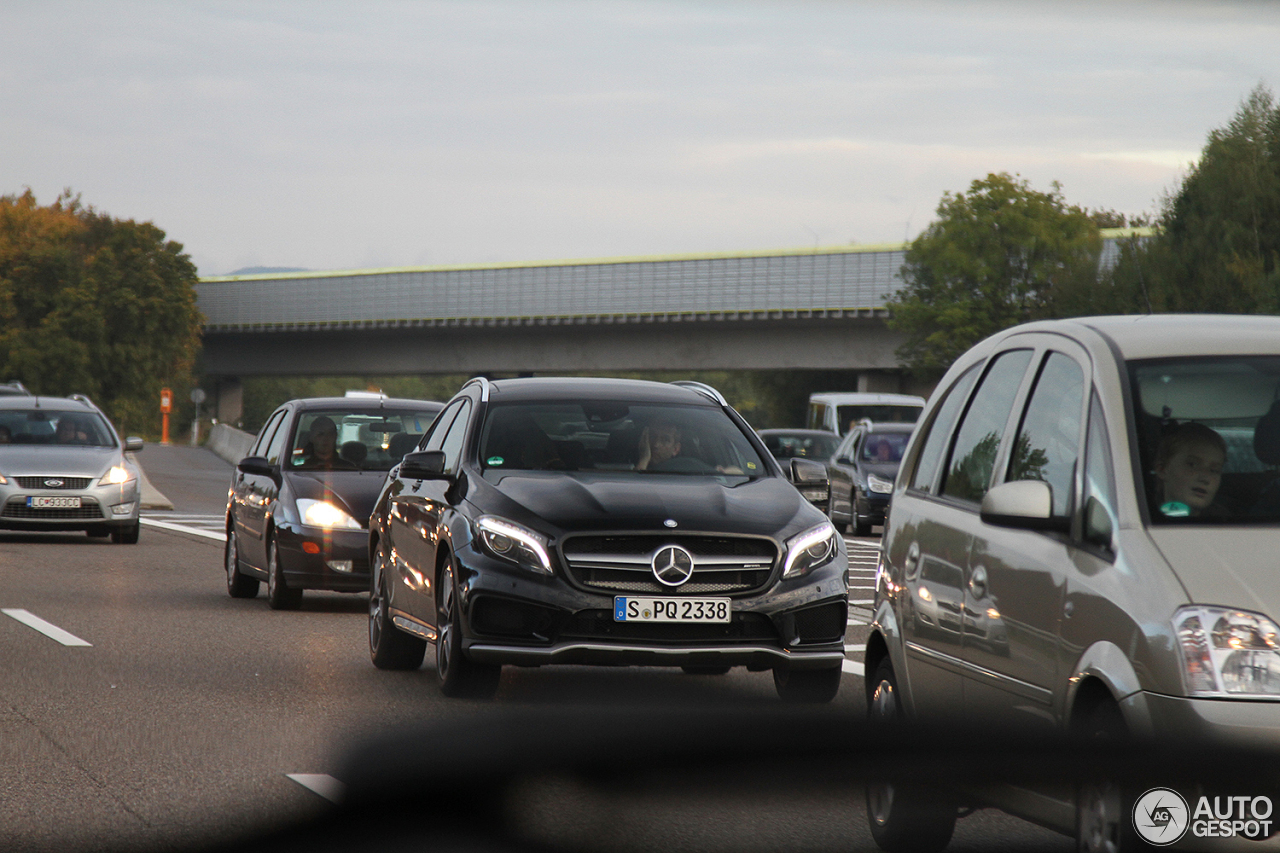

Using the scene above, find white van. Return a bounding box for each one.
[806,392,926,435]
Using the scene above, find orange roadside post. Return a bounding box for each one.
[160,387,172,446]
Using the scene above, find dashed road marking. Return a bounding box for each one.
[140,516,227,542]
[286,773,345,803]
[3,608,92,647]
[842,658,865,676]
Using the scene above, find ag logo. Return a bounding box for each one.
[1133,788,1190,845]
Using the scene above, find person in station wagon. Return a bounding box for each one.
[1153,422,1227,517]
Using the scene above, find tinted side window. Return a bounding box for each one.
[251,411,285,457]
[940,350,1034,504]
[1008,352,1085,516]
[263,412,292,466]
[1083,393,1118,552]
[424,400,465,452]
[439,399,473,469]
[909,364,980,493]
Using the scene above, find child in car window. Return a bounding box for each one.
[1154,422,1227,517]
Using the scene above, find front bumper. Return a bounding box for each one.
[274,521,371,592]
[454,542,848,671]
[855,491,892,523]
[0,480,140,531]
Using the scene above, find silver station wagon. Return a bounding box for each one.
[865,315,1280,851]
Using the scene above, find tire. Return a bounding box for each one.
[681,665,731,675]
[865,657,957,853]
[853,491,873,536]
[435,553,501,699]
[773,665,842,703]
[225,528,260,599]
[369,548,425,670]
[1075,700,1140,853]
[111,521,140,544]
[266,535,303,610]
[827,489,849,535]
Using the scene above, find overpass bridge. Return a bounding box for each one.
[197,232,1141,422]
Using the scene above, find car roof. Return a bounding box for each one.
[0,396,99,413]
[757,428,838,436]
[288,396,444,411]
[1002,315,1280,361]
[809,392,925,405]
[485,377,723,406]
[861,422,916,433]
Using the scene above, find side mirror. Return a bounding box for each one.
[400,449,448,480]
[980,480,1069,532]
[237,456,276,478]
[124,436,144,453]
[789,458,830,507]
[836,455,852,465]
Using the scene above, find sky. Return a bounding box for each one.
[2,1,1278,277]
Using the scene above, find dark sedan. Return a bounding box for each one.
[224,396,443,609]
[366,377,848,702]
[826,421,913,536]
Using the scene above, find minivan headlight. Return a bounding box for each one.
[476,516,553,575]
[782,522,838,579]
[297,499,363,530]
[867,473,894,494]
[1175,606,1280,698]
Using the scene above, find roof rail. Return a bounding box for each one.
[0,380,31,397]
[462,376,492,402]
[669,380,727,406]
[69,393,100,410]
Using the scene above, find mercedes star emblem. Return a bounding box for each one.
[651,545,695,586]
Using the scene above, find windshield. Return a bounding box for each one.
[836,404,920,433]
[763,432,840,461]
[1131,357,1280,524]
[0,410,116,447]
[288,409,438,471]
[861,431,909,463]
[479,401,767,477]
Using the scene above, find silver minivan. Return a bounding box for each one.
[865,315,1280,851]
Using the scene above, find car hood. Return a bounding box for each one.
[475,471,820,539]
[0,445,123,477]
[864,462,900,480]
[285,470,388,524]
[1148,527,1280,615]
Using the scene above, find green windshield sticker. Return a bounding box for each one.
[747,462,757,470]
[1160,501,1191,517]
[487,456,505,466]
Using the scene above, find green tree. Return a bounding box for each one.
[0,190,203,436]
[887,173,1101,376]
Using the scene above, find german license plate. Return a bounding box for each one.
[27,496,81,509]
[614,596,730,623]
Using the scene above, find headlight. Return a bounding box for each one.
[867,473,895,494]
[0,473,7,485]
[782,522,838,579]
[99,465,135,486]
[476,516,553,575]
[297,499,363,530]
[1175,606,1280,698]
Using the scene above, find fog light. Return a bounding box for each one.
[111,502,136,516]
[326,560,354,573]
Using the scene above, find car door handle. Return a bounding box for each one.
[969,565,988,599]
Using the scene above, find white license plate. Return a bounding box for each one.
[27,496,82,509]
[614,596,730,623]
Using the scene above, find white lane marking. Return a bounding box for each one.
[847,615,869,626]
[139,517,226,542]
[3,609,92,647]
[287,773,345,803]
[842,659,865,676]
[848,599,874,605]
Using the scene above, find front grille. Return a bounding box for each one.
[14,477,93,490]
[561,609,780,644]
[2,498,104,520]
[562,534,777,596]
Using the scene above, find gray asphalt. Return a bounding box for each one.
[0,444,1071,852]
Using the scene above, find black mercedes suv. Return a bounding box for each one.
[367,377,848,701]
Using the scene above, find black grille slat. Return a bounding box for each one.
[561,534,777,596]
[15,477,93,490]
